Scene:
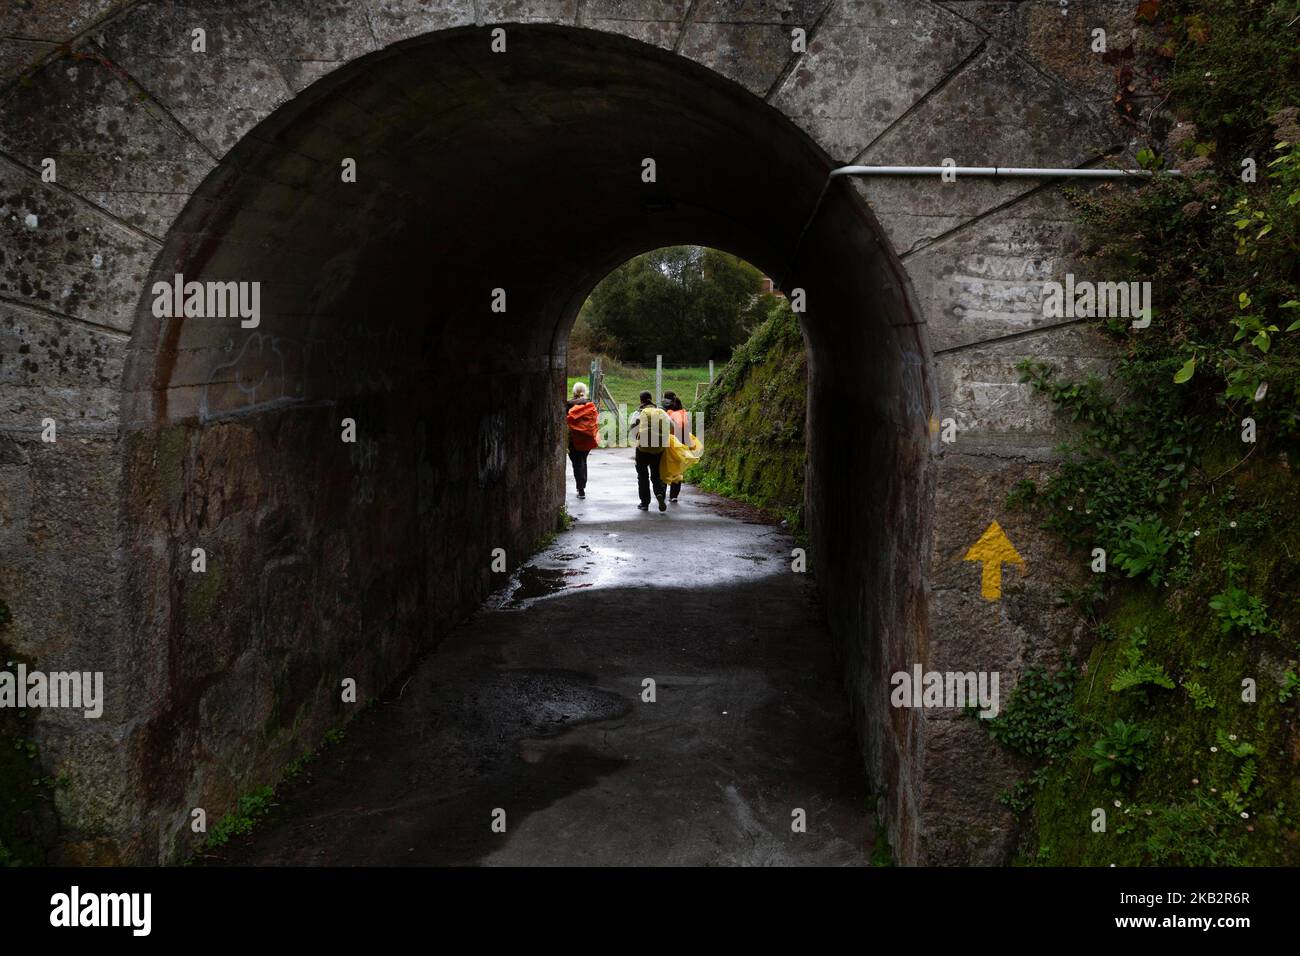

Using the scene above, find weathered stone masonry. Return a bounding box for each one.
[1,0,1141,863]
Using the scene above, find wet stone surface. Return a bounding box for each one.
[205,449,873,866]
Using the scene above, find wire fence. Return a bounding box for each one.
[567,356,716,411]
[566,356,715,448]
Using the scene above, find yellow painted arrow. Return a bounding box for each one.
[963,520,1024,600]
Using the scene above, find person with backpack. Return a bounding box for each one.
[565,382,599,498]
[630,391,671,512]
[661,391,689,504]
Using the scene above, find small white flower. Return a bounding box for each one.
[1194,529,1201,537]
[1211,746,1218,752]
[1114,800,1122,808]
[1229,521,1237,528]
[1229,734,1237,740]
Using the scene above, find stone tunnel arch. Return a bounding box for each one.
[116,23,935,864]
[0,0,1126,866]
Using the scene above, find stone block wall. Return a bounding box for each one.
[0,0,1140,863]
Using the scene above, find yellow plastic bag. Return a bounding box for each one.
[659,433,703,484]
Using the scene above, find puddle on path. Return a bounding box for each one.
[506,565,590,606]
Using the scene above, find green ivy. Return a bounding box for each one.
[1010,359,1199,566]
[983,661,1082,762]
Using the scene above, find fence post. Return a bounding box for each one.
[709,359,714,383]
[655,354,663,405]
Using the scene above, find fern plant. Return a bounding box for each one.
[1112,660,1176,693]
[1110,632,1174,694]
[1182,680,1217,710]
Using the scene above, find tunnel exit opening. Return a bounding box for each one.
[117,23,936,863]
[562,242,781,453]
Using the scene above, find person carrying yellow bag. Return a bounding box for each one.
[659,392,702,494]
[659,432,703,487]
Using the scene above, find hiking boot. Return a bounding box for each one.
[637,503,649,511]
[577,490,585,499]
[657,496,667,512]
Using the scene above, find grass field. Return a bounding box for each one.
[566,364,713,410]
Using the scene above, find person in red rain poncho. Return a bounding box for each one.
[565,382,600,498]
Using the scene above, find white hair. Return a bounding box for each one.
[572,382,588,398]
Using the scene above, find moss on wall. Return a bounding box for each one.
[688,305,807,528]
[986,0,1300,867]
[1016,451,1300,865]
[0,622,61,866]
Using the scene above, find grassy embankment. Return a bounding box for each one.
[681,306,807,530]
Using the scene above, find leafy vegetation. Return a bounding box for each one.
[1111,658,1175,694]
[573,245,781,363]
[1208,561,1276,635]
[984,661,1083,762]
[1183,680,1217,710]
[996,0,1300,866]
[1279,670,1300,702]
[1112,517,1177,584]
[201,786,276,850]
[1091,719,1154,787]
[191,723,353,860]
[1107,626,1175,697]
[1008,360,1199,579]
[684,303,807,528]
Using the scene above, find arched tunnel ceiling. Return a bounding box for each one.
[123,25,856,424]
[0,0,1140,869]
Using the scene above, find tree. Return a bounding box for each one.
[578,246,780,363]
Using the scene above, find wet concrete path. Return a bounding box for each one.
[214,448,873,866]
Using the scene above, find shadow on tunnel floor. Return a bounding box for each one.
[199,572,874,867]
